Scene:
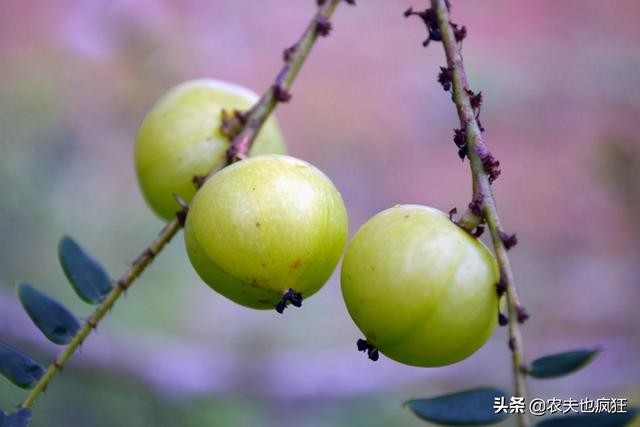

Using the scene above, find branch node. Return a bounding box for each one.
[498,312,509,326]
[453,128,467,160]
[116,279,128,291]
[496,274,507,297]
[451,22,467,43]
[475,146,501,182]
[315,16,332,36]
[283,45,297,62]
[498,230,518,250]
[144,247,157,259]
[471,224,485,237]
[219,109,248,142]
[468,193,484,217]
[404,7,441,46]
[469,90,483,111]
[437,66,452,91]
[274,84,292,102]
[176,206,189,227]
[192,175,207,189]
[516,304,530,323]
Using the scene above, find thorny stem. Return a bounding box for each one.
[19,0,347,409]
[428,1,531,426]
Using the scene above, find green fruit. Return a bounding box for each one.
[135,79,286,220]
[341,205,500,367]
[185,155,348,309]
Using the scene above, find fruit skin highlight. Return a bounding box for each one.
[184,155,348,310]
[135,79,286,220]
[341,205,500,367]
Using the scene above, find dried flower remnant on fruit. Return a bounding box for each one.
[275,288,304,314]
[357,339,379,361]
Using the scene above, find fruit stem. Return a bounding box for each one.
[18,0,348,409]
[428,1,531,426]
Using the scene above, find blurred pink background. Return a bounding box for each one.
[1,1,639,426]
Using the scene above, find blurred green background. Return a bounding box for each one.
[1,0,639,426]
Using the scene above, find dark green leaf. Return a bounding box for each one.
[0,341,44,389]
[528,348,601,379]
[58,236,112,304]
[536,408,638,427]
[0,408,32,427]
[406,387,510,425]
[18,283,80,345]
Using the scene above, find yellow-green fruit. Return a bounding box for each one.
[135,79,286,220]
[341,205,500,367]
[185,155,348,309]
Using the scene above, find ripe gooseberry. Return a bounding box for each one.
[135,79,286,220]
[184,155,348,310]
[341,205,500,367]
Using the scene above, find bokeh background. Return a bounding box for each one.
[1,1,639,426]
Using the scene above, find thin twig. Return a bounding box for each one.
[19,0,347,409]
[427,1,531,426]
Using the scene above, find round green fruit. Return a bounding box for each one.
[184,154,348,309]
[135,79,286,220]
[341,205,500,367]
